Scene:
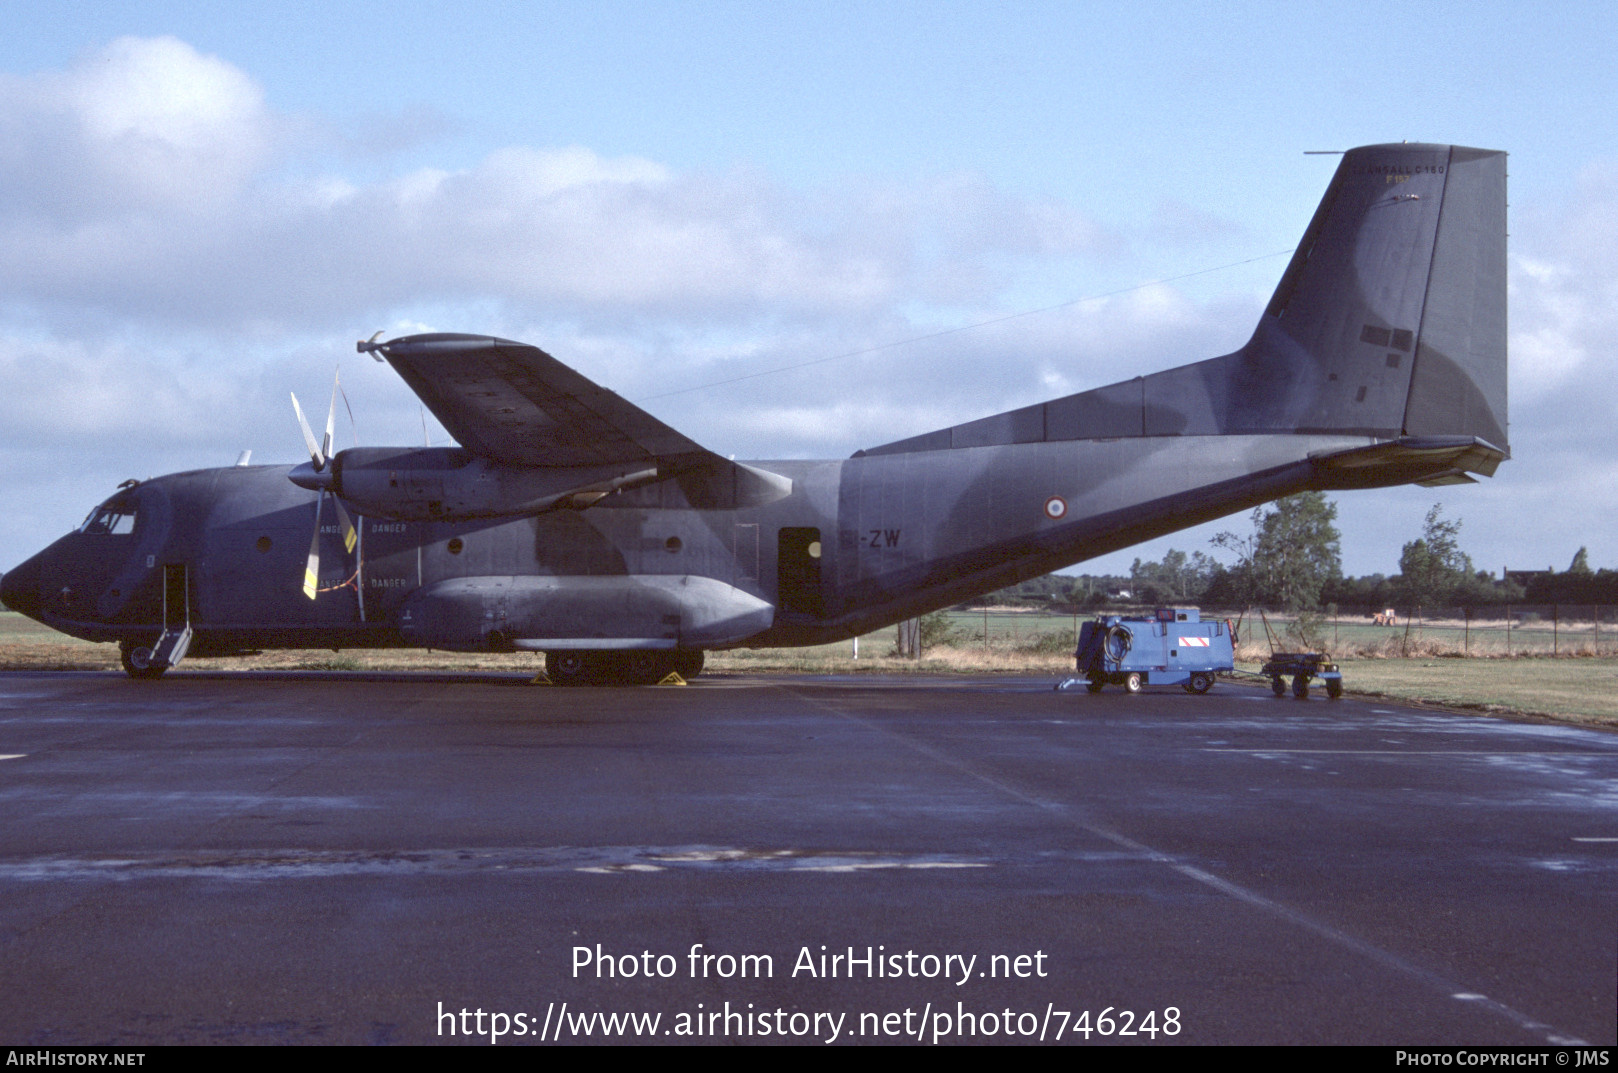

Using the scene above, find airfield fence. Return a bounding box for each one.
[1296,604,1618,658]
[939,604,1618,659]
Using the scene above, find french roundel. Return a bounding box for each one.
[1044,496,1067,520]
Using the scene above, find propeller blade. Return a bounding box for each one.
[337,367,358,448]
[302,492,323,600]
[294,367,360,599]
[322,371,337,464]
[291,392,325,470]
[331,490,357,554]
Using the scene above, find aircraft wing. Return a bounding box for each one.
[364,333,708,469]
[362,333,792,509]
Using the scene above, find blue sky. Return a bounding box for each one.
[2,1,1615,579]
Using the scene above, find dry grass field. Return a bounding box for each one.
[4,610,1617,728]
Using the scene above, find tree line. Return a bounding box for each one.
[980,493,1611,612]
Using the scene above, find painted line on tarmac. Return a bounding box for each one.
[781,681,1589,1046]
[1204,748,1612,756]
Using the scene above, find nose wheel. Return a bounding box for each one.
[119,640,167,680]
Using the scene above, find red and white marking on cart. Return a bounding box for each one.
[1179,637,1211,647]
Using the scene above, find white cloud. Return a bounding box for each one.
[0,40,1114,333]
[0,333,252,447]
[0,36,271,220]
[1508,164,1618,404]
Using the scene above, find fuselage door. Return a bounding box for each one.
[777,527,824,616]
[150,562,193,668]
[163,563,189,631]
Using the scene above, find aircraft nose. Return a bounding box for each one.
[1,554,43,619]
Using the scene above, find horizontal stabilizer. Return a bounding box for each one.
[1309,435,1506,490]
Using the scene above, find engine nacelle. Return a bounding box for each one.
[328,447,656,521]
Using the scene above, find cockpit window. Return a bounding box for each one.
[80,501,137,535]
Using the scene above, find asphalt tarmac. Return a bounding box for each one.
[0,669,1613,1046]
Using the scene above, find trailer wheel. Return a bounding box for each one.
[1326,678,1343,699]
[1270,676,1285,697]
[1086,677,1105,694]
[1292,675,1310,698]
[1123,673,1143,694]
[1186,672,1214,695]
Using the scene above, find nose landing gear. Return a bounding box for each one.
[119,640,167,680]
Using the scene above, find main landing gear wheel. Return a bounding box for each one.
[1184,672,1214,695]
[545,651,592,685]
[119,640,166,680]
[671,650,705,679]
[1123,672,1143,695]
[546,651,698,686]
[619,651,674,686]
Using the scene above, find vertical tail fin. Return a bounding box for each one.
[854,143,1508,466]
[1240,143,1508,449]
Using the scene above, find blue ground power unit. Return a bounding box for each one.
[1073,608,1235,695]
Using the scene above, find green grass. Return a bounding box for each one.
[1300,656,1618,725]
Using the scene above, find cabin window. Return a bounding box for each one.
[79,503,136,535]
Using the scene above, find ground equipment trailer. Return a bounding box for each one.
[1070,608,1235,694]
[1260,652,1344,699]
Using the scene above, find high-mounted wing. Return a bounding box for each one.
[356,333,791,511]
[363,333,708,469]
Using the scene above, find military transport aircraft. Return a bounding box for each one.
[1,143,1508,684]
